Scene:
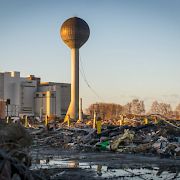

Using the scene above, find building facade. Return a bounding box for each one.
[34,82,70,118]
[0,71,70,118]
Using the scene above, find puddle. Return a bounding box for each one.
[31,157,180,179]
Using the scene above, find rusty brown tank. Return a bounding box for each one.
[60,17,90,49]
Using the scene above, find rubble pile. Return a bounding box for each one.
[109,122,180,157]
[0,122,32,150]
[0,149,45,180]
[30,127,97,151]
[30,119,180,158]
[0,117,180,179]
[0,122,45,180]
[85,118,141,127]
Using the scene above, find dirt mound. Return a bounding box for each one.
[0,123,32,149]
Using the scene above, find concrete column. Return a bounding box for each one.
[64,48,79,121]
[46,91,51,117]
[70,48,79,120]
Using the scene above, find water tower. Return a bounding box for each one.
[60,17,90,120]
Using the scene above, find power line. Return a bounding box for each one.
[79,55,104,102]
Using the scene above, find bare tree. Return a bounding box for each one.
[174,104,180,119]
[86,103,123,120]
[149,101,159,114]
[122,103,131,114]
[122,99,145,115]
[130,99,145,115]
[149,101,173,117]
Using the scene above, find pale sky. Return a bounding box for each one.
[0,0,180,111]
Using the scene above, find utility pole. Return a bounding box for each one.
[79,98,83,122]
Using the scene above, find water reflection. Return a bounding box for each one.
[67,161,79,168]
[31,158,180,179]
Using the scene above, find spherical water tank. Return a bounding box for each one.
[60,17,90,49]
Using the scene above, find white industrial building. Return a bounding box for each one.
[35,82,70,118]
[0,71,70,119]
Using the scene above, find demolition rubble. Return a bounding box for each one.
[30,116,180,158]
[0,115,180,179]
[0,123,44,179]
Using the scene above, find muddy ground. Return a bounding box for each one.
[28,120,180,179]
[1,121,180,179]
[30,147,180,179]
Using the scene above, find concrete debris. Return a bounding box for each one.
[0,115,180,179]
[26,118,180,158]
[110,129,135,151]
